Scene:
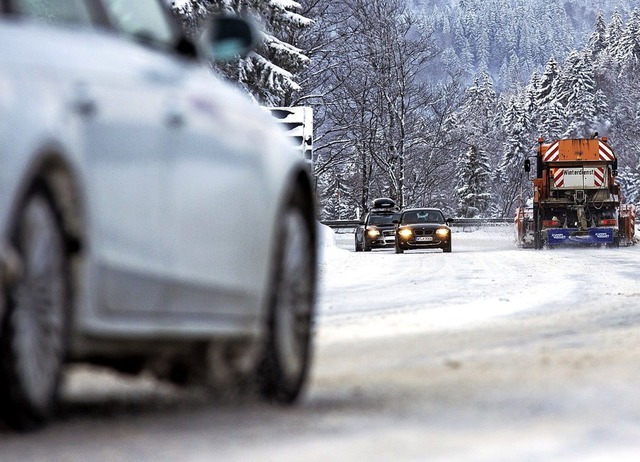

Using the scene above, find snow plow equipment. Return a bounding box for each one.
[516,137,635,249]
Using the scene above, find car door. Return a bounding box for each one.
[86,0,214,317]
[162,69,271,318]
[81,36,182,316]
[9,0,175,316]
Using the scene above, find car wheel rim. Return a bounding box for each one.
[10,194,66,410]
[274,207,313,382]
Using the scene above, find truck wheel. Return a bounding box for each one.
[533,207,543,250]
[0,183,70,430]
[607,238,620,248]
[256,186,315,404]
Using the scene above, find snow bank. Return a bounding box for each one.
[317,222,349,264]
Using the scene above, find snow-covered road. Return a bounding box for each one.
[3,225,640,461]
[311,225,640,461]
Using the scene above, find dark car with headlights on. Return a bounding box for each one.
[395,208,452,253]
[355,198,399,251]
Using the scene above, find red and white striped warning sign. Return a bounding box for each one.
[543,141,561,162]
[542,140,615,162]
[598,141,615,161]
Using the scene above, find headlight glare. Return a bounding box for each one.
[366,227,380,238]
[436,228,450,237]
[398,228,412,238]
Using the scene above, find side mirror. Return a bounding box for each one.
[392,219,399,224]
[203,16,258,62]
[524,158,531,173]
[446,218,454,225]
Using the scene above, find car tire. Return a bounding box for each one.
[0,182,70,431]
[443,242,452,253]
[395,241,404,254]
[354,238,363,252]
[256,185,316,404]
[363,239,372,252]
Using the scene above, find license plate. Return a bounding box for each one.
[416,236,433,242]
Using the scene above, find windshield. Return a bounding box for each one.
[102,0,176,48]
[368,214,399,226]
[401,210,445,225]
[12,0,93,25]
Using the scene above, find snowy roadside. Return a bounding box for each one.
[315,223,581,341]
[310,223,640,462]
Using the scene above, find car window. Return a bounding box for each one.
[425,211,445,223]
[12,0,93,25]
[401,212,417,224]
[101,0,177,48]
[368,214,396,226]
[402,211,444,224]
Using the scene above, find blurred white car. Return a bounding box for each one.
[0,0,317,430]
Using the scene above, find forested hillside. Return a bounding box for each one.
[414,0,639,90]
[169,0,640,220]
[311,1,640,219]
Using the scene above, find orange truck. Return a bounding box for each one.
[515,137,635,248]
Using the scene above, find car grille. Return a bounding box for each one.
[413,229,434,236]
[382,230,395,237]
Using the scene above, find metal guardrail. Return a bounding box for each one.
[450,218,513,227]
[321,218,512,230]
[321,220,360,229]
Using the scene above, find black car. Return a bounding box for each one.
[395,208,453,253]
[355,198,399,251]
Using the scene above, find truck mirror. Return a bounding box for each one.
[524,159,531,173]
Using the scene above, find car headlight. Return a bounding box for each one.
[366,227,380,238]
[398,228,412,238]
[436,228,450,238]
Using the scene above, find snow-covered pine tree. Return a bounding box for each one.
[497,94,532,216]
[606,9,627,66]
[586,12,608,58]
[536,56,559,110]
[554,50,601,138]
[317,162,358,220]
[456,72,498,143]
[167,0,312,105]
[618,164,640,205]
[455,145,491,218]
[524,71,541,132]
[540,99,566,140]
[617,8,640,69]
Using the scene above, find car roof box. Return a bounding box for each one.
[372,197,396,209]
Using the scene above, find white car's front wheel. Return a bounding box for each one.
[0,183,70,430]
[257,184,316,404]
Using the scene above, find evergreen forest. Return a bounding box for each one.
[169,0,640,220]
